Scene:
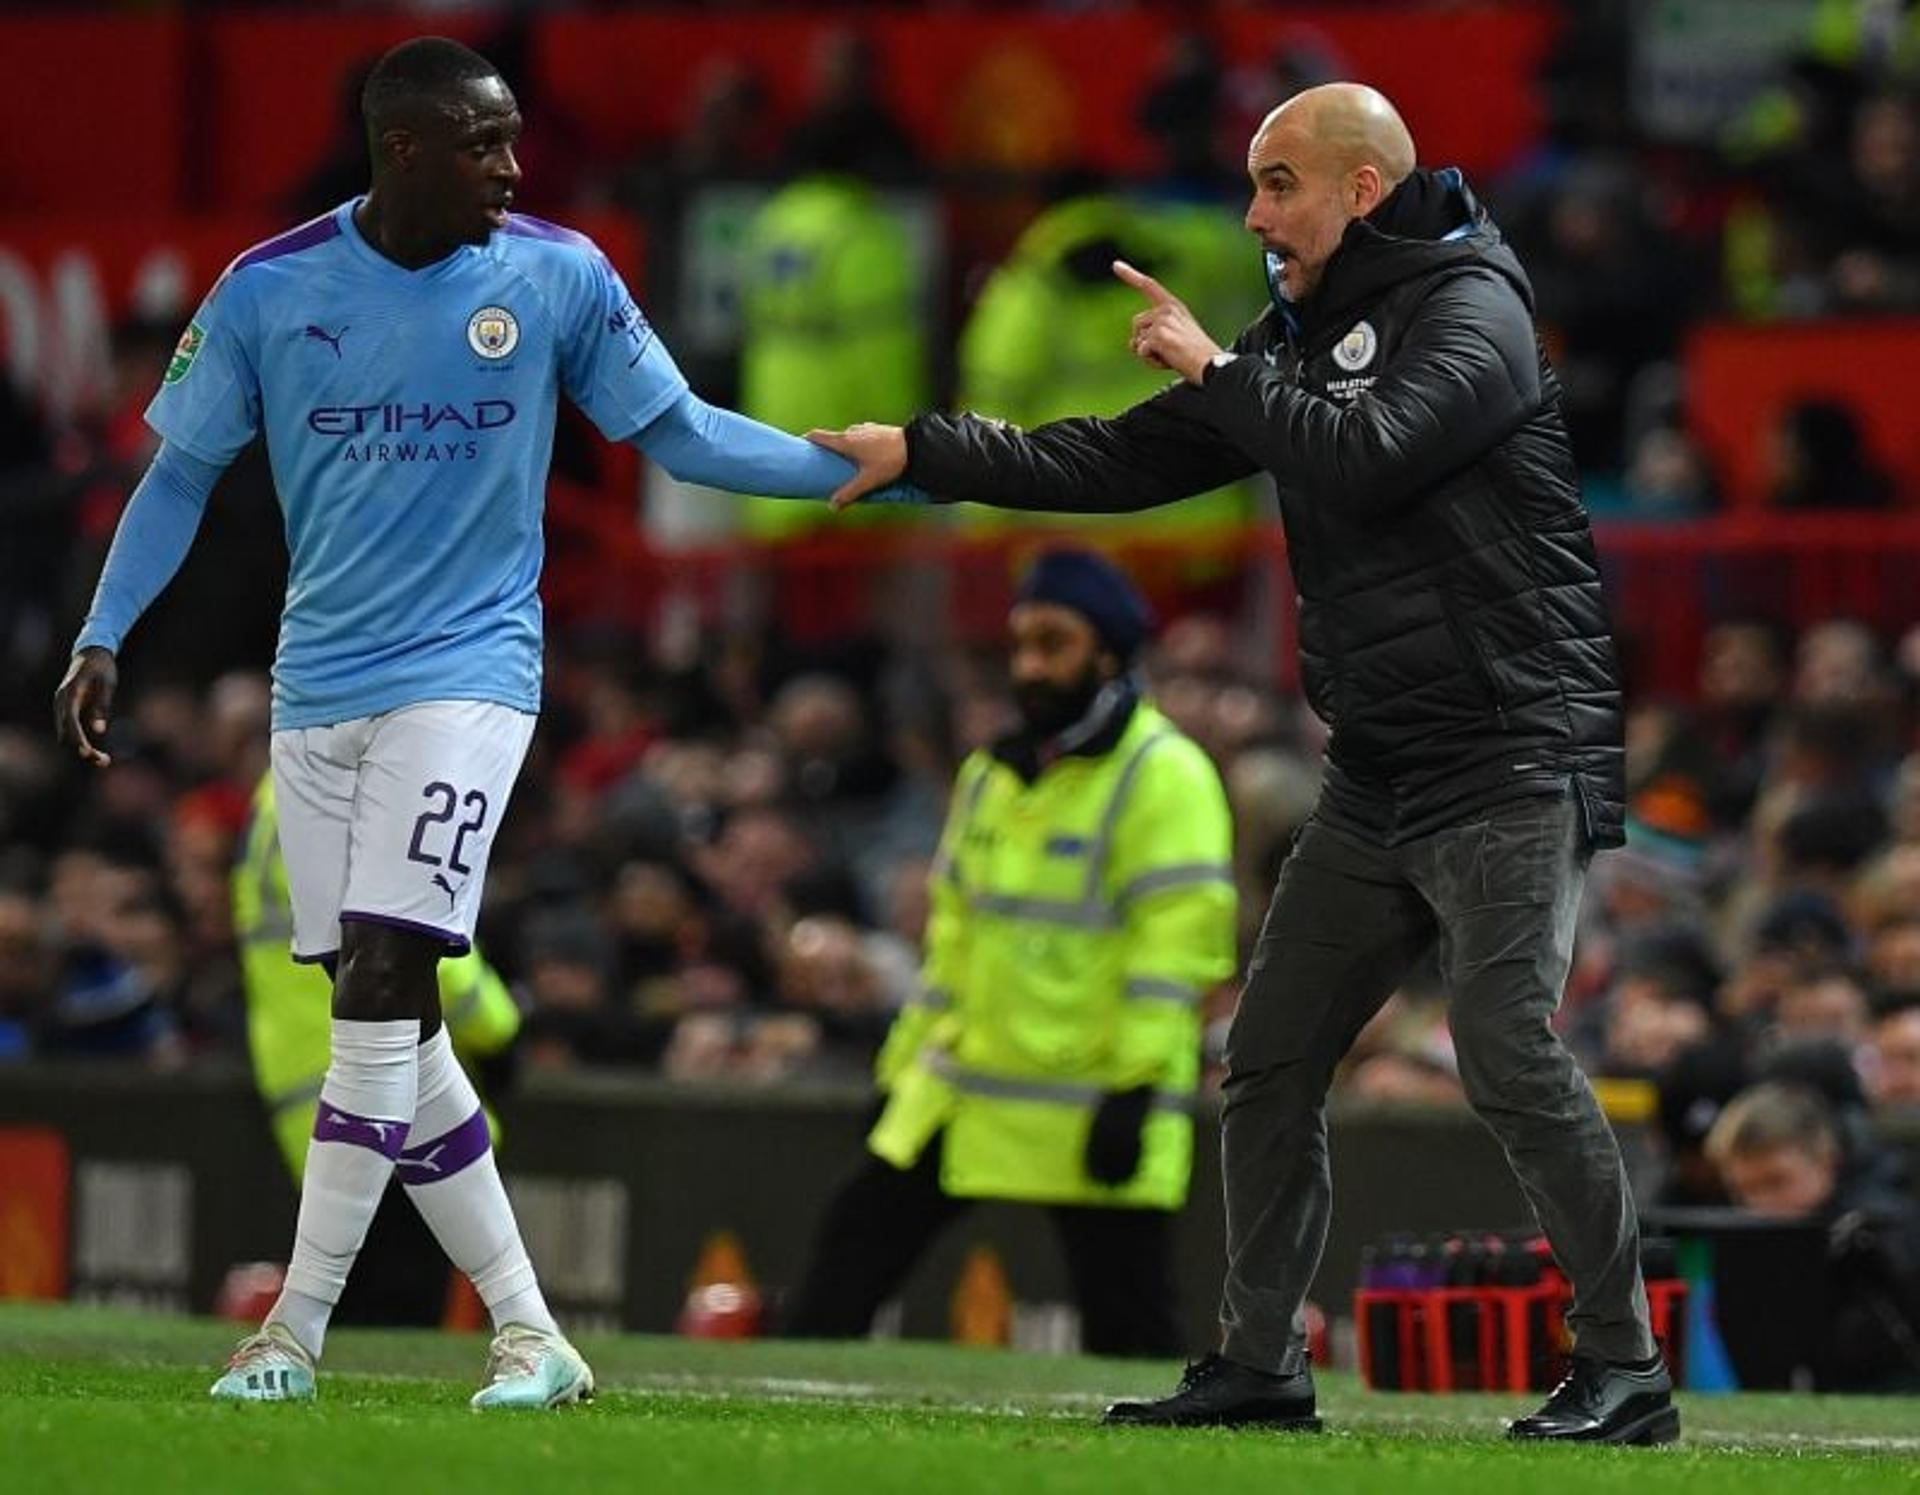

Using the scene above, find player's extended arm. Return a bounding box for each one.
[74,442,227,653]
[632,391,927,504]
[56,442,229,765]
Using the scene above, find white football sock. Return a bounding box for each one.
[400,1025,558,1337]
[269,1017,419,1359]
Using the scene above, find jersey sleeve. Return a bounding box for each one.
[144,276,262,466]
[557,247,689,443]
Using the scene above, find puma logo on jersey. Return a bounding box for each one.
[304,324,347,358]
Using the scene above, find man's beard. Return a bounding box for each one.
[1013,667,1105,739]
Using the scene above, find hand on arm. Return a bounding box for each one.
[636,394,925,508]
[803,423,908,511]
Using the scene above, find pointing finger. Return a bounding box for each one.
[1113,259,1176,306]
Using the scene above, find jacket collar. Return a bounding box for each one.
[1287,166,1533,339]
[991,676,1141,783]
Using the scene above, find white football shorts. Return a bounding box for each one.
[269,699,537,962]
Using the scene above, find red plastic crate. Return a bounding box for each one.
[1355,1275,1687,1392]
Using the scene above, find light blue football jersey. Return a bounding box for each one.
[147,200,687,729]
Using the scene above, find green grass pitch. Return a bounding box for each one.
[3,1304,1916,1493]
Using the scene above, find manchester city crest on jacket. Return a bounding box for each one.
[1332,319,1377,371]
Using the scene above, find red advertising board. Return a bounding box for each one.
[0,16,186,213]
[0,8,1557,216]
[1686,319,1920,509]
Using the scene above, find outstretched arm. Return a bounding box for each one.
[632,391,926,504]
[58,441,230,766]
[811,261,1257,514]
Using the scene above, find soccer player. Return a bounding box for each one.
[53,36,916,1409]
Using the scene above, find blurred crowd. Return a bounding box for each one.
[7,608,1920,1115]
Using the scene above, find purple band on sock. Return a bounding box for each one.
[312,1103,408,1159]
[395,1107,491,1186]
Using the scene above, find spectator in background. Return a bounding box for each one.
[1778,792,1892,900]
[518,902,666,1070]
[1892,755,1920,844]
[1795,618,1898,715]
[1706,1079,1920,1390]
[1866,999,1920,1108]
[0,727,66,860]
[0,887,54,1059]
[620,57,774,225]
[767,672,937,916]
[1826,89,1920,313]
[1137,29,1234,198]
[1610,422,1719,519]
[1718,890,1857,1040]
[1864,912,1920,1005]
[733,150,930,538]
[1514,157,1695,473]
[676,61,773,186]
[1593,925,1722,1080]
[40,846,183,1064]
[1652,1039,1749,1207]
[782,29,921,186]
[1766,400,1897,510]
[1771,962,1875,1052]
[1223,36,1342,171]
[1696,618,1790,830]
[1855,831,1920,919]
[770,913,900,1078]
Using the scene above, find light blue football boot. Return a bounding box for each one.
[469,1323,594,1410]
[209,1322,317,1402]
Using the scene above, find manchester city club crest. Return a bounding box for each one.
[467,305,519,360]
[1333,319,1378,372]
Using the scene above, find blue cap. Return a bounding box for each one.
[1014,548,1155,662]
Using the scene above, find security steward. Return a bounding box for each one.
[786,548,1236,1356]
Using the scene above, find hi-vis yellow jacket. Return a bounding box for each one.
[870,701,1235,1209]
[232,774,520,1180]
[736,172,929,538]
[955,194,1265,539]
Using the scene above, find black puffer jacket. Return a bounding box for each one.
[904,169,1625,847]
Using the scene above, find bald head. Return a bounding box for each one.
[1243,82,1418,301]
[1254,83,1416,187]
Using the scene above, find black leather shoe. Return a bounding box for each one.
[1102,1353,1321,1430]
[1507,1354,1680,1444]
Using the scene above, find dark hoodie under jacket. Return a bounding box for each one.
[903,168,1625,848]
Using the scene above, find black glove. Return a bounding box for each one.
[1084,1084,1155,1186]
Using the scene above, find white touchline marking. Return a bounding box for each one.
[264,1367,1920,1453]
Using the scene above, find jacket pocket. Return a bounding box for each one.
[1442,604,1508,729]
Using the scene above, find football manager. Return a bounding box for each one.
[811,81,1674,1445]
